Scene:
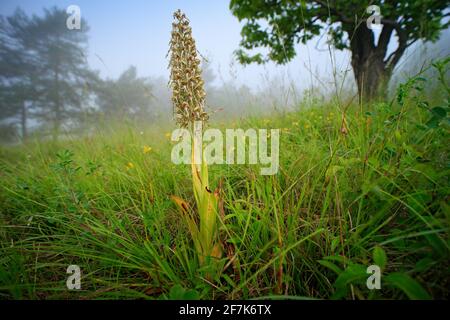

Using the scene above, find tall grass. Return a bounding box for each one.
[0,61,449,299]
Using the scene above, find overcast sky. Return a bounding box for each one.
[1,0,448,93]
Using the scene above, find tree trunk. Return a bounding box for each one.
[348,23,399,103]
[53,65,61,141]
[21,100,27,141]
[351,52,391,102]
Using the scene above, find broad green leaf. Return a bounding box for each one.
[168,285,200,300]
[414,257,435,273]
[332,264,367,299]
[318,260,342,275]
[431,106,447,118]
[183,289,200,300]
[323,255,348,265]
[169,284,186,300]
[424,234,448,258]
[385,273,431,300]
[426,116,440,128]
[373,246,387,270]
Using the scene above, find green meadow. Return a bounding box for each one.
[1,65,449,300]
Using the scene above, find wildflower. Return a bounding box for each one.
[168,9,208,128]
[143,145,152,154]
[168,9,221,265]
[126,162,134,170]
[293,122,299,126]
[165,132,171,139]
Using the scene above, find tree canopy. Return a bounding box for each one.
[230,0,450,100]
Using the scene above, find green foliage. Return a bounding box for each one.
[164,284,200,300]
[326,254,433,300]
[0,7,99,139]
[230,1,450,99]
[373,246,387,270]
[331,263,368,299]
[230,0,449,65]
[95,66,154,121]
[385,273,432,300]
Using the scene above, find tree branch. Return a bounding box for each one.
[376,24,394,57]
[314,0,353,24]
[384,26,408,71]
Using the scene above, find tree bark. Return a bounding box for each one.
[21,100,27,142]
[53,64,61,141]
[347,22,406,103]
[351,50,391,102]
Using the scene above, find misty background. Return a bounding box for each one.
[0,1,449,143]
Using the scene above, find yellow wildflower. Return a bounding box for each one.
[126,162,134,170]
[143,145,152,154]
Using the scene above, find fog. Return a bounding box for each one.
[0,2,448,143]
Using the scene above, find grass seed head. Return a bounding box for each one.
[168,9,208,129]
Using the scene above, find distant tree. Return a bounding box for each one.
[0,123,18,143]
[0,9,39,141]
[0,7,98,140]
[230,0,450,101]
[96,66,154,121]
[28,7,98,139]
